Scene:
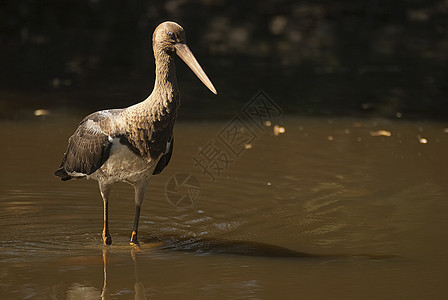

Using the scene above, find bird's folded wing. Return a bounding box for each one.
[56,111,120,178]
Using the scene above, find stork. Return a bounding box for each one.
[54,21,217,246]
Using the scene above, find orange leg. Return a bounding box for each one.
[102,200,112,245]
[100,183,112,245]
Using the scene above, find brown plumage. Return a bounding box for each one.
[54,21,217,246]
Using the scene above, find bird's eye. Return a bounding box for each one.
[167,31,175,39]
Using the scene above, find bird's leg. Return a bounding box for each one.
[130,205,141,245]
[99,183,112,245]
[130,180,149,246]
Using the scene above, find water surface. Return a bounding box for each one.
[0,114,447,299]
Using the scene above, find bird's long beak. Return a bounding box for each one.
[175,43,217,94]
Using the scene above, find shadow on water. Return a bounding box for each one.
[53,239,396,300]
[82,241,397,300]
[142,234,398,260]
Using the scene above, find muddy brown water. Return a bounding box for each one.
[0,113,447,299]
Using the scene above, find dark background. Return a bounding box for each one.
[1,0,447,120]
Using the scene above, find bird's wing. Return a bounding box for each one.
[153,134,174,175]
[54,109,123,180]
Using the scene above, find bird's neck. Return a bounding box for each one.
[126,50,180,122]
[151,50,179,103]
[135,50,179,118]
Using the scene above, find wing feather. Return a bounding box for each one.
[54,110,122,180]
[153,135,174,175]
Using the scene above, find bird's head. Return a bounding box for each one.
[153,21,217,95]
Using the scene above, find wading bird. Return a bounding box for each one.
[54,21,217,246]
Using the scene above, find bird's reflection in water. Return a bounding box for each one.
[131,247,147,300]
[101,247,109,300]
[101,246,148,300]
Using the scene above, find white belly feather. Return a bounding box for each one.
[89,138,158,185]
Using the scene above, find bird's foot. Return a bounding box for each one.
[131,243,143,253]
[130,231,139,247]
[103,233,112,245]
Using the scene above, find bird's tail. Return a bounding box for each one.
[53,167,73,181]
